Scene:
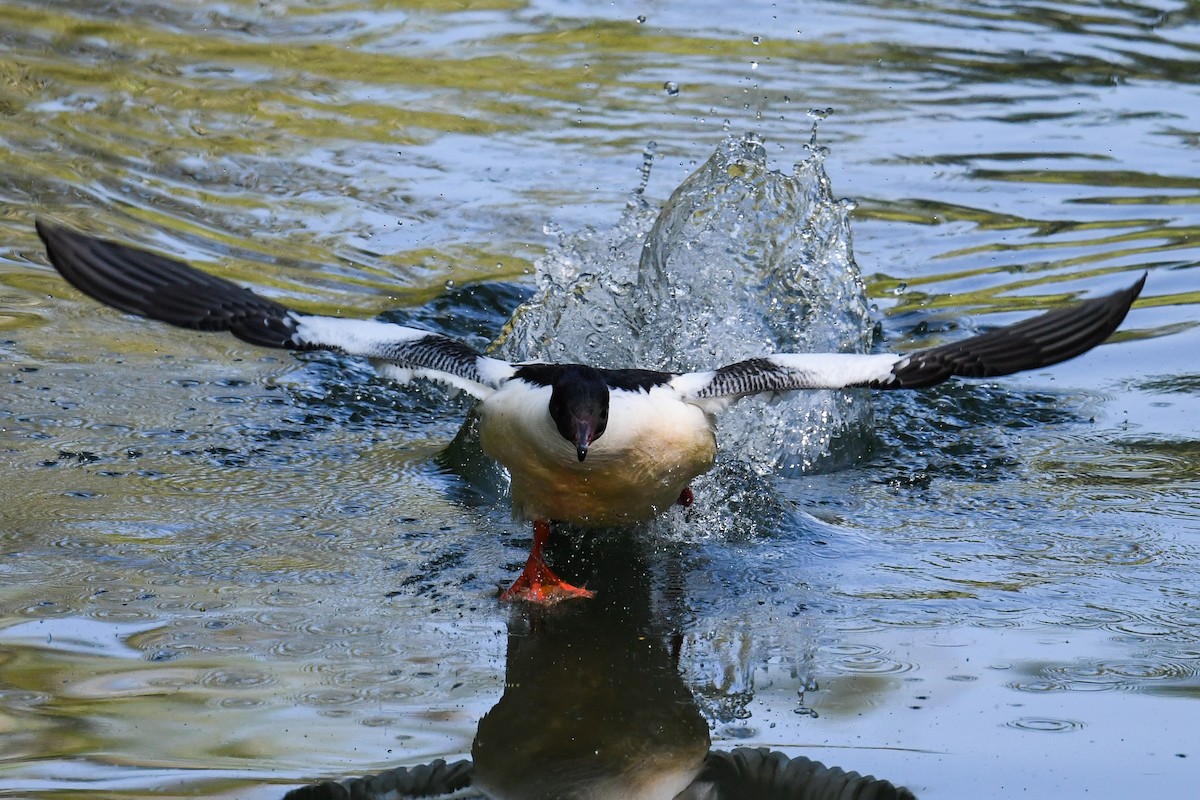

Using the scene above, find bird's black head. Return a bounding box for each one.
[546,365,610,462]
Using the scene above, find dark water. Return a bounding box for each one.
[1,1,1198,798]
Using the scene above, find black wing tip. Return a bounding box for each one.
[1101,272,1146,319]
[1084,271,1145,329]
[35,217,102,260]
[1125,271,1148,306]
[887,274,1146,389]
[34,217,57,241]
[34,217,65,241]
[35,217,80,268]
[36,218,301,350]
[37,218,145,316]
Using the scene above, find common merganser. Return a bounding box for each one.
[36,221,1144,603]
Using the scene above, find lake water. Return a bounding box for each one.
[1,1,1198,798]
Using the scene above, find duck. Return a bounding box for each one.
[36,220,1145,603]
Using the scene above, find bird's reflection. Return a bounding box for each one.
[472,533,710,798]
[283,531,914,799]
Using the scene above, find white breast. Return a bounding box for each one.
[477,383,717,526]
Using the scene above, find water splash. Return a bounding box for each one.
[497,133,873,481]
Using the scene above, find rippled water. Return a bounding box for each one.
[1,1,1198,799]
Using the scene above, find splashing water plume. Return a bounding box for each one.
[497,134,873,534]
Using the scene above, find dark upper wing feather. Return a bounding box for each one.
[677,276,1145,412]
[36,221,514,396]
[37,220,301,348]
[886,276,1144,389]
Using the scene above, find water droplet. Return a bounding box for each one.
[750,61,759,70]
[635,141,657,196]
[663,81,679,96]
[783,95,791,103]
[636,15,646,23]
[444,279,456,290]
[752,36,762,45]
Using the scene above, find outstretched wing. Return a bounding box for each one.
[674,276,1144,412]
[36,221,514,398]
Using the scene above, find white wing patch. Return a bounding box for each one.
[674,352,902,414]
[475,356,518,387]
[766,353,903,386]
[291,313,513,399]
[370,361,495,398]
[291,314,427,352]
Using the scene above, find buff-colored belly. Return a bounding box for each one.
[478,387,717,526]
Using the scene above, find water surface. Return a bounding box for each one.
[1,1,1198,798]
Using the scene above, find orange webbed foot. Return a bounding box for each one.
[499,519,594,604]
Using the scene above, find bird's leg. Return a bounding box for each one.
[676,486,694,507]
[499,519,595,603]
